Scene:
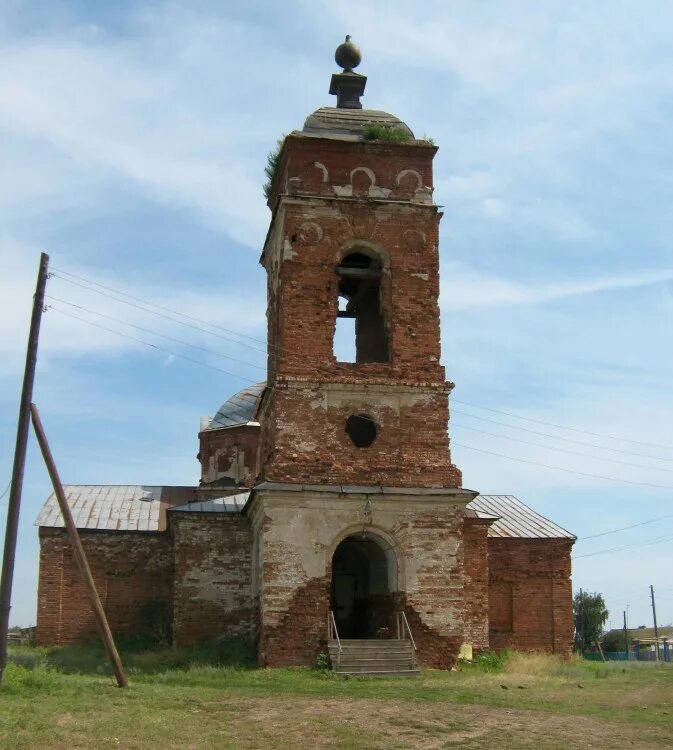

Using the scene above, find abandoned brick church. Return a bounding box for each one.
[35,40,575,670]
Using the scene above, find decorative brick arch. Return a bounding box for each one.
[350,166,377,186]
[335,239,391,271]
[396,169,423,190]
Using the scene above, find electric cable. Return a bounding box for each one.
[46,295,266,372]
[452,422,673,473]
[452,397,673,451]
[452,441,673,490]
[452,409,672,462]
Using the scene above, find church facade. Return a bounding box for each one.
[35,42,575,669]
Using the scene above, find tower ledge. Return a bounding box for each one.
[303,106,414,140]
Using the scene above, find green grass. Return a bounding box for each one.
[2,647,672,749]
[362,124,411,143]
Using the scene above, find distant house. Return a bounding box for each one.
[603,626,673,661]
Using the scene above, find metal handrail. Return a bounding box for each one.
[328,610,342,655]
[398,610,417,651]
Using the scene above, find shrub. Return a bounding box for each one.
[465,650,510,673]
[263,137,285,200]
[362,124,410,143]
[2,661,60,694]
[314,651,330,671]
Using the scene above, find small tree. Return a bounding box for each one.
[601,628,630,653]
[574,591,608,652]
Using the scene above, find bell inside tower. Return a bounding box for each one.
[334,251,389,364]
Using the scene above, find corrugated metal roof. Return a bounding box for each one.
[35,485,198,532]
[469,495,575,539]
[204,382,265,432]
[170,492,251,514]
[35,486,573,540]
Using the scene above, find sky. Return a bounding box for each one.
[1,0,672,633]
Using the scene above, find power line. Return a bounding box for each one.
[51,266,271,348]
[452,441,673,490]
[46,296,266,372]
[52,265,673,458]
[577,514,673,541]
[50,273,270,357]
[452,409,673,463]
[452,421,673,474]
[574,533,673,559]
[452,397,673,451]
[42,307,673,493]
[47,306,256,384]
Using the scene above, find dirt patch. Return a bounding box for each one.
[213,696,673,749]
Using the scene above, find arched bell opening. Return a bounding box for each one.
[330,532,398,639]
[333,250,390,364]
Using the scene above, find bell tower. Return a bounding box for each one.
[257,37,462,489]
[249,38,476,669]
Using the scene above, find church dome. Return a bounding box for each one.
[205,382,266,431]
[303,107,414,140]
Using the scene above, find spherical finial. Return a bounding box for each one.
[335,35,361,73]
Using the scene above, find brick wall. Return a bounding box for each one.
[395,507,469,669]
[37,528,173,645]
[198,424,260,487]
[263,199,446,383]
[488,538,574,654]
[462,518,491,652]
[171,513,254,645]
[258,381,461,488]
[258,135,461,491]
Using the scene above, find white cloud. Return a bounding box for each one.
[441,263,673,311]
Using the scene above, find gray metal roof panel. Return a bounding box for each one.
[35,485,198,532]
[169,492,251,514]
[468,495,575,539]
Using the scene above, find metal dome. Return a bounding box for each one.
[205,382,266,431]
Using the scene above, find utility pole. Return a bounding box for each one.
[623,610,629,660]
[650,585,660,661]
[30,404,128,688]
[0,253,49,687]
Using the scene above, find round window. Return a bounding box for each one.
[345,414,377,448]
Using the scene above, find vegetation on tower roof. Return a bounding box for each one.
[263,136,285,201]
[362,124,411,143]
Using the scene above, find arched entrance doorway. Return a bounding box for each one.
[330,532,397,638]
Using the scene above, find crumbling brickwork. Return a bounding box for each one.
[171,513,254,645]
[198,424,260,487]
[462,518,491,652]
[37,528,173,645]
[250,488,473,668]
[259,136,461,489]
[488,538,573,654]
[34,104,575,665]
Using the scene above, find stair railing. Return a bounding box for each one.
[396,611,417,668]
[328,610,342,667]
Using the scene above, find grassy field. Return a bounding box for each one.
[2,645,672,749]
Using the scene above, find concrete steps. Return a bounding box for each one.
[327,639,419,678]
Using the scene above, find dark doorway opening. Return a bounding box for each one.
[330,533,396,638]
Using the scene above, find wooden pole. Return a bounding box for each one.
[596,638,606,662]
[0,252,49,687]
[623,610,629,660]
[29,404,128,688]
[650,585,660,662]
